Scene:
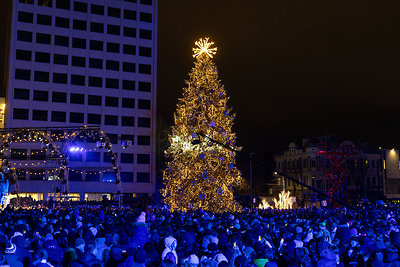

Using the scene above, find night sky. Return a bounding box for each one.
[158,0,400,165]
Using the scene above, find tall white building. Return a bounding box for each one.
[3,0,157,201]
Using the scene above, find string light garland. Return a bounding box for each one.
[162,38,243,213]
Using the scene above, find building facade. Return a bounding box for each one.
[3,0,157,201]
[274,136,384,206]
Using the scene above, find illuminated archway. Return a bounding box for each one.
[0,128,66,207]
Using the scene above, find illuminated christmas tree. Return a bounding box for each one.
[162,38,243,213]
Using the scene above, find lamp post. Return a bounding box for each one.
[250,152,254,208]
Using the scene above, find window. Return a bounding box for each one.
[138,81,151,92]
[55,35,69,46]
[74,1,87,12]
[32,110,48,121]
[52,92,67,103]
[140,0,152,5]
[86,152,100,162]
[108,7,120,18]
[37,14,51,25]
[51,111,66,122]
[18,11,33,23]
[69,153,82,162]
[33,90,48,101]
[86,172,100,182]
[137,172,150,183]
[137,154,150,164]
[36,33,51,44]
[121,153,134,163]
[122,80,135,90]
[15,69,31,80]
[139,64,151,74]
[121,135,134,145]
[121,172,133,183]
[71,56,85,67]
[89,58,103,69]
[90,40,103,51]
[38,0,52,7]
[105,96,118,107]
[72,38,86,49]
[19,0,34,4]
[105,115,118,125]
[87,113,101,124]
[123,27,136,38]
[17,30,32,42]
[13,108,29,120]
[123,62,135,73]
[11,149,27,160]
[123,44,136,55]
[14,88,30,100]
[53,73,68,84]
[91,4,104,15]
[106,60,119,71]
[138,99,150,109]
[139,46,152,57]
[106,78,119,89]
[69,171,82,180]
[121,116,134,126]
[73,19,87,30]
[35,52,50,63]
[107,42,119,53]
[106,133,118,144]
[103,172,116,183]
[71,74,85,86]
[34,71,49,82]
[88,95,102,106]
[137,135,150,146]
[89,77,102,87]
[140,12,152,23]
[122,98,135,108]
[31,149,46,160]
[70,93,84,104]
[56,0,70,10]
[16,50,31,61]
[70,112,84,123]
[124,9,136,20]
[107,24,120,35]
[139,29,152,40]
[138,117,150,127]
[103,152,112,163]
[53,54,68,65]
[90,22,104,33]
[55,17,69,28]
[30,170,45,181]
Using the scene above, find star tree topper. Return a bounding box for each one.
[192,37,218,58]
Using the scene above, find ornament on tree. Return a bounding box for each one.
[162,37,243,213]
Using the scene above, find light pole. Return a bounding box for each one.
[250,153,254,208]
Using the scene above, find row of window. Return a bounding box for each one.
[16,170,150,183]
[15,69,152,90]
[17,30,152,48]
[13,108,151,127]
[18,9,152,25]
[16,50,151,68]
[11,148,150,164]
[14,89,151,109]
[19,0,153,8]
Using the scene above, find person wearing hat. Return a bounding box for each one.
[131,212,149,248]
[161,236,178,264]
[74,237,85,263]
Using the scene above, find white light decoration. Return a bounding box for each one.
[273,190,294,210]
[192,37,217,58]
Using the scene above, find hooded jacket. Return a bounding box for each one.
[161,236,178,264]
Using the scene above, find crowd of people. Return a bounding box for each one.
[0,201,400,266]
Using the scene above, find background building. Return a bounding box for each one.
[274,136,384,206]
[1,0,157,201]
